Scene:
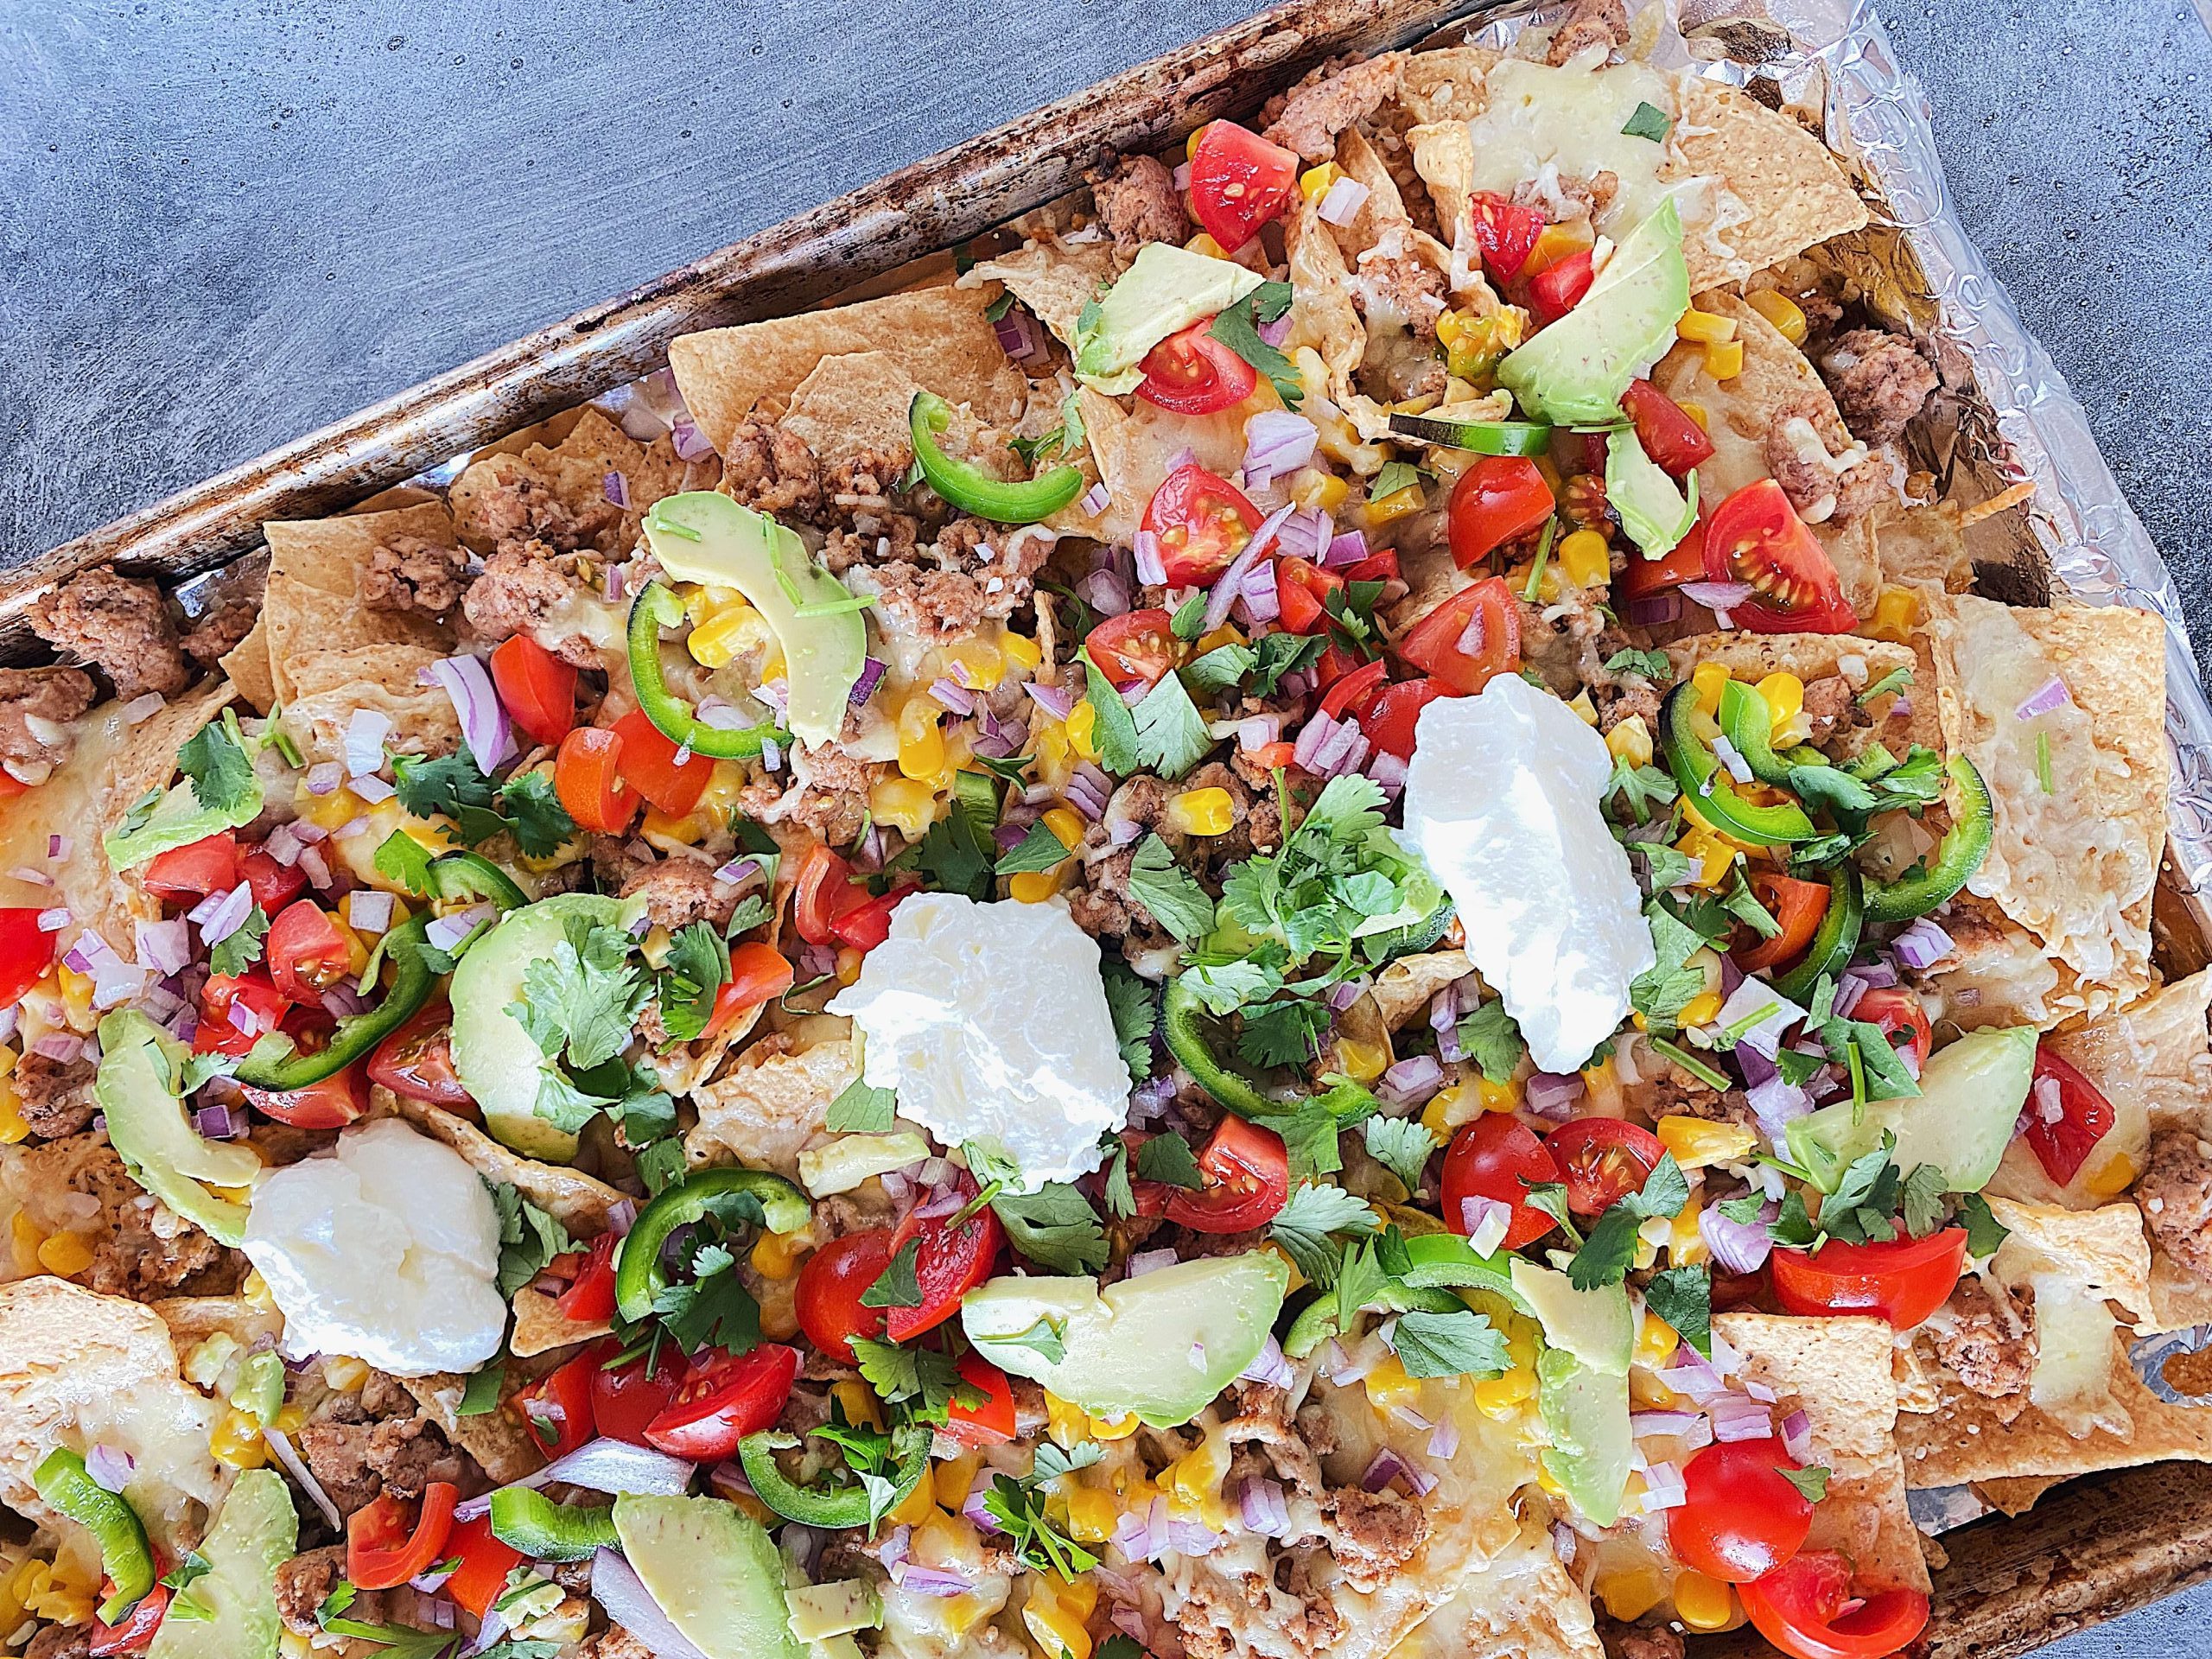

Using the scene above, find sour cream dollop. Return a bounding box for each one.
[828,893,1130,1191]
[1400,673,1654,1071]
[241,1117,506,1376]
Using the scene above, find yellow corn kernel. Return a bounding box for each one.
[1567,689,1600,728]
[1009,869,1063,904]
[270,1401,308,1433]
[1065,1486,1118,1544]
[1166,787,1236,836]
[870,775,941,842]
[1477,1075,1522,1116]
[1668,1203,1709,1268]
[889,1481,940,1527]
[933,1452,981,1510]
[242,1268,277,1310]
[1422,1084,1478,1137]
[1065,701,1100,764]
[751,1229,806,1281]
[1043,807,1087,850]
[1363,1355,1421,1409]
[1473,1368,1537,1417]
[1605,715,1654,769]
[281,1633,312,1659]
[1678,399,1710,430]
[1746,289,1810,346]
[1167,1434,1232,1517]
[1597,1561,1671,1624]
[1675,827,1737,891]
[1299,162,1344,201]
[1679,989,1724,1027]
[1288,467,1351,512]
[1195,623,1246,656]
[947,636,1007,692]
[1673,1570,1738,1631]
[1001,629,1043,671]
[1055,1574,1100,1623]
[1557,529,1611,588]
[1365,485,1425,528]
[0,1095,27,1147]
[1635,1312,1681,1370]
[1045,1391,1088,1449]
[1436,308,1471,347]
[1185,232,1229,259]
[1338,1037,1389,1083]
[897,698,948,782]
[639,806,703,845]
[56,964,95,1033]
[35,1232,94,1277]
[318,1355,371,1393]
[11,1211,46,1275]
[211,1407,270,1469]
[1656,1116,1758,1170]
[1866,583,1922,645]
[1704,340,1745,380]
[2087,1151,2142,1198]
[688,602,771,669]
[1757,671,1805,735]
[1090,1411,1141,1441]
[1024,1594,1094,1659]
[1675,308,1738,346]
[1529,223,1592,274]
[1690,660,1732,717]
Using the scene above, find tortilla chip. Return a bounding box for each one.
[151,1295,285,1352]
[400,1371,544,1485]
[963,240,1116,352]
[1371,950,1473,1031]
[1659,632,1928,756]
[782,352,927,467]
[1385,1520,1602,1659]
[447,407,699,556]
[379,1093,621,1236]
[1970,1473,2063,1516]
[1717,1313,1930,1592]
[1671,76,1867,283]
[669,284,1027,455]
[1988,1196,2153,1325]
[281,644,462,764]
[1651,294,1880,616]
[1876,501,1974,594]
[219,619,277,714]
[263,502,457,700]
[685,1033,860,1181]
[1930,596,2166,1001]
[1071,387,1248,548]
[509,1287,612,1359]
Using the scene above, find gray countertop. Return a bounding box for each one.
[4,0,2212,1650]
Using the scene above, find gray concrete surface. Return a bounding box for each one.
[0,0,2209,1642]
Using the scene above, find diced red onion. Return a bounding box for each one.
[343,709,391,779]
[47,834,69,860]
[1780,1408,1814,1463]
[454,1438,696,1522]
[1234,714,1287,753]
[1523,1071,1585,1119]
[1326,976,1370,1013]
[1236,557,1281,624]
[590,1548,711,1659]
[1367,750,1408,793]
[423,654,514,778]
[1079,566,1133,618]
[1078,481,1110,517]
[1700,1200,1777,1274]
[32,1033,85,1065]
[1427,1416,1460,1459]
[7,868,52,889]
[1640,1459,1688,1510]
[1239,1335,1293,1389]
[1382,1054,1445,1106]
[604,562,629,603]
[1237,1475,1292,1537]
[350,774,397,806]
[1713,976,1806,1060]
[411,1560,459,1594]
[197,883,255,946]
[1631,1410,1703,1439]
[1707,1392,1773,1442]
[1242,412,1319,489]
[1360,1448,1434,1497]
[1625,592,1682,626]
[1275,506,1334,563]
[195,1103,244,1139]
[135,918,191,976]
[36,906,71,932]
[257,823,301,869]
[1204,505,1292,632]
[1891,918,1955,970]
[297,846,333,890]
[305,760,344,796]
[1026,681,1078,722]
[1745,1074,1812,1144]
[1552,1521,1579,1563]
[2014,676,2071,721]
[425,904,496,954]
[1681,580,1754,612]
[85,1443,135,1493]
[603,469,632,510]
[346,890,396,933]
[2031,1074,2064,1125]
[669,415,715,462]
[1256,312,1293,348]
[1661,1347,1726,1403]
[1461,1196,1511,1257]
[1132,530,1168,588]
[264,1427,343,1531]
[892,1563,976,1598]
[1316,175,1370,226]
[929,677,976,716]
[321,985,369,1019]
[120,693,164,725]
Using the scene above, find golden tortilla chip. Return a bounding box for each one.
[1671,77,1867,283]
[1988,1196,2153,1325]
[379,1093,621,1236]
[281,644,462,764]
[669,284,1028,455]
[685,1032,860,1181]
[509,1287,612,1359]
[0,680,234,955]
[963,240,1116,352]
[1717,1312,1930,1592]
[1650,294,1880,616]
[782,351,927,467]
[264,502,457,702]
[1659,632,1928,755]
[1916,892,2093,1033]
[1970,1473,2063,1516]
[400,1371,543,1485]
[447,407,700,556]
[1929,596,2166,1002]
[1385,1521,1602,1659]
[219,618,277,715]
[1371,950,1473,1031]
[1876,501,1974,594]
[151,1295,284,1352]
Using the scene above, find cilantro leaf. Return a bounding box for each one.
[860,1237,924,1310]
[1567,1154,1689,1289]
[1269,1074,1378,1182]
[208,906,269,977]
[178,719,258,816]
[1645,1263,1713,1357]
[1457,999,1527,1086]
[393,750,494,822]
[1128,672,1212,779]
[1900,1163,1948,1239]
[1079,654,1143,776]
[1603,647,1674,683]
[492,1184,575,1299]
[993,1318,1068,1364]
[1958,1191,2010,1258]
[372,830,434,896]
[652,1244,761,1355]
[1135,1133,1205,1189]
[1236,998,1328,1069]
[1621,100,1671,141]
[653,921,731,1046]
[1630,899,1709,1032]
[1210,283,1300,406]
[1392,1309,1511,1379]
[1102,1141,1136,1220]
[997,821,1073,875]
[1335,1236,1395,1325]
[1128,834,1216,943]
[1103,963,1157,1085]
[826,1080,897,1133]
[1605,758,1680,824]
[1247,632,1327,699]
[1363,1116,1440,1191]
[512,915,648,1071]
[990,1183,1108,1274]
[1269,1181,1381,1286]
[1170,594,1209,641]
[1185,642,1258,691]
[1780,1465,1831,1503]
[984,1471,1100,1579]
[496,771,576,857]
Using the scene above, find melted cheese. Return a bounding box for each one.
[1459,54,1687,241]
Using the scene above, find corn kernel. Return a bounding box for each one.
[0,1096,27,1147]
[1746,289,1810,346]
[56,964,95,1033]
[1299,163,1343,201]
[1009,869,1063,904]
[1045,1392,1088,1449]
[211,1407,270,1469]
[1656,1116,1759,1171]
[1363,1356,1421,1409]
[1166,786,1236,836]
[1635,1313,1681,1370]
[1194,624,1246,656]
[243,1268,276,1310]
[11,1211,46,1276]
[1024,1593,1094,1659]
[751,1229,806,1281]
[947,636,1007,692]
[1065,701,1100,764]
[1557,528,1611,588]
[1680,989,1724,1027]
[1338,1038,1389,1083]
[1529,223,1592,274]
[1476,1075,1522,1114]
[1042,807,1086,850]
[1567,689,1599,728]
[898,698,948,781]
[1605,715,1654,768]
[933,1452,981,1510]
[1675,827,1737,890]
[1436,308,1470,347]
[2087,1150,2142,1198]
[870,776,941,842]
[1674,1570,1738,1631]
[1691,660,1731,717]
[296,782,364,830]
[1675,308,1738,346]
[1866,584,1921,645]
[887,1476,939,1525]
[687,602,771,669]
[1422,1084,1479,1137]
[1756,672,1805,737]
[1704,340,1745,380]
[36,1232,94,1277]
[1090,1411,1141,1441]
[1185,232,1229,258]
[1678,399,1710,430]
[315,1353,370,1393]
[1065,1486,1118,1544]
[1365,484,1426,529]
[1288,467,1351,512]
[1474,1369,1537,1416]
[1596,1561,1671,1623]
[1631,1369,1687,1409]
[1000,629,1043,672]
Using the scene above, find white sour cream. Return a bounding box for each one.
[828,893,1130,1191]
[1401,675,1654,1072]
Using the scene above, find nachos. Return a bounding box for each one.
[0,4,2196,1659]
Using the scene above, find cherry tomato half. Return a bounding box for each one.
[1275,556,1344,637]
[1448,457,1556,569]
[1741,1550,1931,1659]
[830,885,918,956]
[346,1482,458,1591]
[941,1353,1017,1450]
[1087,609,1184,690]
[611,708,714,817]
[142,832,239,903]
[1137,318,1257,416]
[515,1349,599,1460]
[491,634,581,748]
[588,1341,691,1447]
[1668,1439,1815,1584]
[554,726,640,836]
[1732,873,1831,976]
[885,1184,1005,1342]
[366,1000,471,1108]
[1854,986,1933,1077]
[1528,249,1595,327]
[1617,516,1710,604]
[1360,677,1452,760]
[1467,193,1546,283]
[1166,1116,1292,1233]
[265,899,353,1004]
[239,847,307,917]
[1623,380,1716,477]
[1442,1115,1562,1250]
[243,1062,370,1130]
[1396,575,1522,696]
[555,1233,620,1323]
[0,906,60,1007]
[1544,1118,1664,1217]
[1316,658,1389,723]
[194,971,292,1058]
[643,1343,801,1462]
[1186,120,1300,253]
[2025,1043,2118,1187]
[1702,480,1858,634]
[793,843,868,947]
[1770,1227,1967,1330]
[702,942,798,1041]
[795,1230,893,1365]
[1142,463,1262,588]
[88,1583,168,1655]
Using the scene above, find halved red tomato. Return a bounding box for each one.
[611,708,714,817]
[555,1233,620,1323]
[588,1343,691,1446]
[2024,1044,2118,1186]
[88,1583,168,1655]
[347,1482,458,1591]
[0,907,60,1007]
[644,1343,801,1461]
[1770,1228,1967,1330]
[1341,549,1402,588]
[1275,556,1344,636]
[1618,516,1709,603]
[1087,609,1184,690]
[1528,250,1595,326]
[1442,1115,1562,1249]
[702,942,798,1040]
[1396,575,1522,696]
[239,847,307,917]
[554,727,639,836]
[516,1349,599,1459]
[143,833,239,903]
[794,1230,893,1365]
[243,1063,369,1130]
[1186,120,1300,252]
[1317,658,1389,722]
[941,1353,1017,1449]
[1623,380,1716,476]
[1668,1440,1815,1584]
[1467,193,1546,283]
[1702,480,1858,634]
[194,971,293,1058]
[1732,873,1831,976]
[1361,677,1452,759]
[1544,1118,1664,1217]
[830,885,917,955]
[1142,463,1262,588]
[1854,986,1934,1077]
[793,844,868,946]
[1741,1550,1931,1659]
[1448,457,1556,569]
[366,1001,470,1108]
[265,900,353,1003]
[492,634,581,748]
[1165,1117,1291,1233]
[1137,319,1257,415]
[884,1182,1004,1342]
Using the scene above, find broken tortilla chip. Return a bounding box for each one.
[963,240,1116,353]
[510,1287,613,1359]
[684,1032,860,1182]
[281,644,461,764]
[263,501,457,703]
[448,406,700,556]
[1370,950,1473,1031]
[783,351,927,467]
[1071,387,1248,548]
[670,285,1027,456]
[219,618,276,714]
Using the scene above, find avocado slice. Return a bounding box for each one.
[1786,1025,2037,1193]
[149,1471,296,1659]
[105,770,264,873]
[1497,198,1690,426]
[448,893,626,1160]
[961,1252,1290,1427]
[1604,428,1696,561]
[786,1580,883,1642]
[640,492,868,748]
[1536,1349,1633,1528]
[1510,1259,1634,1376]
[1073,242,1267,394]
[797,1132,934,1198]
[612,1493,805,1659]
[95,1012,257,1247]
